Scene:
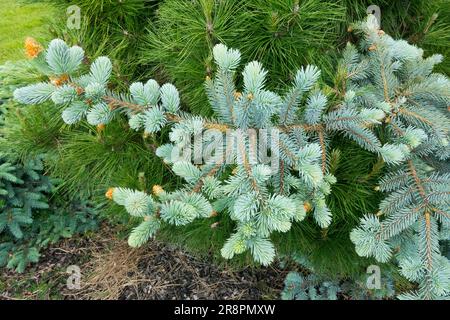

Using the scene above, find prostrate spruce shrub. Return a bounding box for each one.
[281,255,396,300]
[13,30,403,262]
[0,153,98,273]
[0,155,51,272]
[347,19,450,300]
[0,39,167,218]
[18,2,379,273]
[13,15,450,298]
[137,0,449,273]
[26,0,448,276]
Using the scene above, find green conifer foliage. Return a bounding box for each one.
[0,155,52,240]
[281,256,396,300]
[140,0,450,115]
[1,69,52,272]
[13,36,392,266]
[0,61,100,273]
[52,0,161,82]
[0,154,62,272]
[140,0,345,115]
[346,17,450,300]
[351,0,450,74]
[35,0,449,275]
[41,0,450,122]
[138,5,450,265]
[0,41,166,206]
[0,153,99,272]
[12,16,449,294]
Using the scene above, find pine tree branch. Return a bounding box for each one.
[399,104,434,127]
[424,191,450,202]
[379,59,391,103]
[432,207,450,220]
[166,113,231,132]
[390,122,406,136]
[278,138,298,164]
[280,123,322,132]
[104,96,146,112]
[69,82,232,132]
[378,203,425,240]
[407,160,436,282]
[318,128,327,173]
[379,171,410,187]
[237,138,260,194]
[219,72,237,124]
[408,160,427,200]
[281,89,299,125]
[424,211,433,271]
[423,176,450,185]
[380,185,417,214]
[279,160,285,194]
[191,162,223,194]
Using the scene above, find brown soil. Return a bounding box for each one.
[0,226,287,300]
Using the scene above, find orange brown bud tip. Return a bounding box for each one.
[50,74,69,87]
[210,222,220,229]
[377,30,385,36]
[105,188,115,200]
[210,211,218,217]
[205,75,211,81]
[233,91,242,101]
[76,87,84,95]
[25,37,43,59]
[97,123,106,132]
[303,201,312,213]
[152,185,164,196]
[347,26,353,33]
[368,45,377,51]
[376,210,383,217]
[204,123,228,132]
[232,167,238,175]
[247,93,254,101]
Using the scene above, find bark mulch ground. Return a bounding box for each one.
[0,228,287,300]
